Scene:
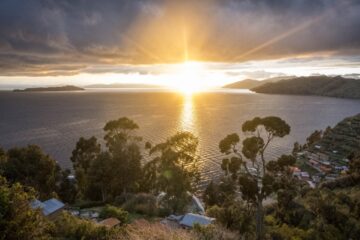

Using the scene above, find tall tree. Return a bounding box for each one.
[103,117,143,194]
[144,132,200,213]
[218,116,292,239]
[2,145,60,199]
[87,152,114,201]
[70,136,100,197]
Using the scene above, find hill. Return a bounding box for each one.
[14,85,84,92]
[223,76,295,89]
[223,79,263,89]
[252,76,360,98]
[309,113,360,165]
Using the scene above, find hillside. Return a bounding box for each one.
[223,76,295,89]
[14,85,84,92]
[223,79,263,89]
[309,113,360,164]
[252,76,360,98]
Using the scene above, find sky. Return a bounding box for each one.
[0,0,360,88]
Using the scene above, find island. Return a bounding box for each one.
[251,75,360,99]
[85,83,162,88]
[13,85,85,92]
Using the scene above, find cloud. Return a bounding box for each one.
[0,0,360,76]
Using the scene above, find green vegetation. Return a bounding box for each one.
[0,145,61,199]
[252,76,360,99]
[1,115,360,239]
[99,205,129,225]
[204,116,296,239]
[0,176,53,240]
[142,132,200,213]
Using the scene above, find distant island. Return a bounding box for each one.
[223,76,295,89]
[85,83,162,88]
[13,85,85,92]
[252,76,360,99]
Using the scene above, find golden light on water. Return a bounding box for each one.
[180,94,195,132]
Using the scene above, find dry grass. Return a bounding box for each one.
[116,219,196,240]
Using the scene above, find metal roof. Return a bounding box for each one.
[179,213,215,228]
[30,198,65,216]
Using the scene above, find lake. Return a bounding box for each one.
[1,89,360,186]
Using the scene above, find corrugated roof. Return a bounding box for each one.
[42,198,65,216]
[30,198,64,216]
[179,213,214,228]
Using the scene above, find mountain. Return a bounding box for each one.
[252,76,360,99]
[223,76,296,89]
[85,83,162,88]
[13,85,84,92]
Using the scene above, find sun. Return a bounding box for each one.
[168,61,208,95]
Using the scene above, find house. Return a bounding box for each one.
[99,217,121,228]
[162,213,215,229]
[179,213,215,229]
[30,198,65,219]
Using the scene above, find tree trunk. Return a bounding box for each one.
[255,197,264,240]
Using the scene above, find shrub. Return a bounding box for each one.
[99,205,129,225]
[53,212,122,240]
[122,193,158,217]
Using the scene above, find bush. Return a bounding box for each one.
[99,205,129,225]
[122,193,158,217]
[53,212,122,240]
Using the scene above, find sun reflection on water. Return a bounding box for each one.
[180,94,197,134]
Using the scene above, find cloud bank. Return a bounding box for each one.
[0,0,360,76]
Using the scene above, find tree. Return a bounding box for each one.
[306,129,322,147]
[103,117,143,194]
[87,152,114,201]
[0,176,53,240]
[71,137,100,197]
[1,145,60,199]
[217,116,292,239]
[144,132,200,213]
[103,117,141,152]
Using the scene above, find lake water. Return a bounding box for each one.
[1,89,360,186]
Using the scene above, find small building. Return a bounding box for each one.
[300,172,310,180]
[179,213,215,229]
[99,217,121,228]
[31,198,65,219]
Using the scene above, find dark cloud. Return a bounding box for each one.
[0,0,360,76]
